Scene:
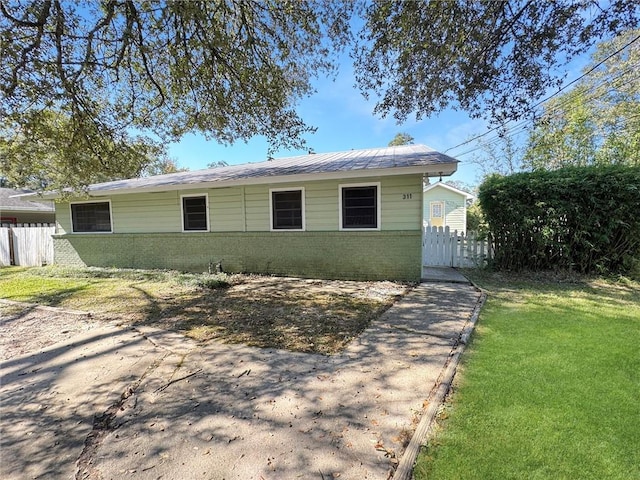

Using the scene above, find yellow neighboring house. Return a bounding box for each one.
[423,182,474,233]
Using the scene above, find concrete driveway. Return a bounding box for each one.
[0,276,481,480]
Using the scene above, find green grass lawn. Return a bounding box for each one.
[414,271,640,480]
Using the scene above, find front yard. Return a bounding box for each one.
[0,266,409,355]
[414,271,640,480]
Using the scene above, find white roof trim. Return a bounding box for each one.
[424,182,475,200]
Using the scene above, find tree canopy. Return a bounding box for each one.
[524,29,640,169]
[388,132,414,146]
[0,0,352,190]
[355,1,639,123]
[1,1,638,192]
[0,110,174,191]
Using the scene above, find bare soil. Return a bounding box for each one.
[0,302,102,361]
[0,275,410,359]
[129,275,411,354]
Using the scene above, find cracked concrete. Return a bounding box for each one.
[0,324,173,480]
[0,279,481,480]
[75,350,175,480]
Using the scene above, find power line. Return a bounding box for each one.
[444,32,640,155]
[448,59,640,159]
[451,69,640,159]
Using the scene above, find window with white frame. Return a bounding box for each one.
[431,202,443,218]
[340,183,380,229]
[270,188,304,230]
[71,201,112,233]
[181,195,209,231]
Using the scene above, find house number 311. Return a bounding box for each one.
[402,193,413,200]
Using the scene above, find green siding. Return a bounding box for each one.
[381,176,423,230]
[53,231,421,281]
[423,186,467,232]
[305,181,337,231]
[53,174,425,280]
[244,185,270,232]
[112,191,182,233]
[210,187,244,231]
[55,201,71,234]
[55,175,424,234]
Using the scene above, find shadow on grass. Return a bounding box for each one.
[0,266,408,355]
[27,284,92,307]
[1,267,479,480]
[463,269,640,305]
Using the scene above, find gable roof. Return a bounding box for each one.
[423,182,475,200]
[0,188,55,212]
[29,144,458,198]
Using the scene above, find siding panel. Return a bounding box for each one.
[244,185,270,231]
[54,173,425,234]
[112,191,182,233]
[56,203,71,234]
[380,176,423,231]
[210,187,244,231]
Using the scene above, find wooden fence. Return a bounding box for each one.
[0,223,55,267]
[422,226,493,268]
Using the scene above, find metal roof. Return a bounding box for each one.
[0,188,55,212]
[32,144,459,198]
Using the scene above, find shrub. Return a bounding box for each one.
[478,165,640,275]
[193,272,232,290]
[466,202,489,238]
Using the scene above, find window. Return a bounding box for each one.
[71,202,112,233]
[181,195,208,231]
[270,188,304,230]
[429,201,444,227]
[340,183,380,230]
[431,202,443,218]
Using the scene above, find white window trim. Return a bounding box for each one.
[430,201,444,219]
[339,182,381,231]
[269,187,306,232]
[180,193,210,232]
[69,199,113,234]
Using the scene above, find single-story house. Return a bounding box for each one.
[0,188,55,225]
[423,182,474,233]
[32,144,458,281]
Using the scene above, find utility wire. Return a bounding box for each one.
[449,59,640,158]
[444,32,640,155]
[452,69,640,160]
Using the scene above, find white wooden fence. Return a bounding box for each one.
[0,224,55,267]
[422,226,493,268]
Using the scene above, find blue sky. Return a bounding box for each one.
[167,52,591,188]
[167,60,488,186]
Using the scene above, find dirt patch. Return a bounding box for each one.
[1,274,411,358]
[0,302,103,361]
[134,276,411,354]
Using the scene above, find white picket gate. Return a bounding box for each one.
[422,226,492,268]
[0,224,55,267]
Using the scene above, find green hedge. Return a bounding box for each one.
[478,165,640,275]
